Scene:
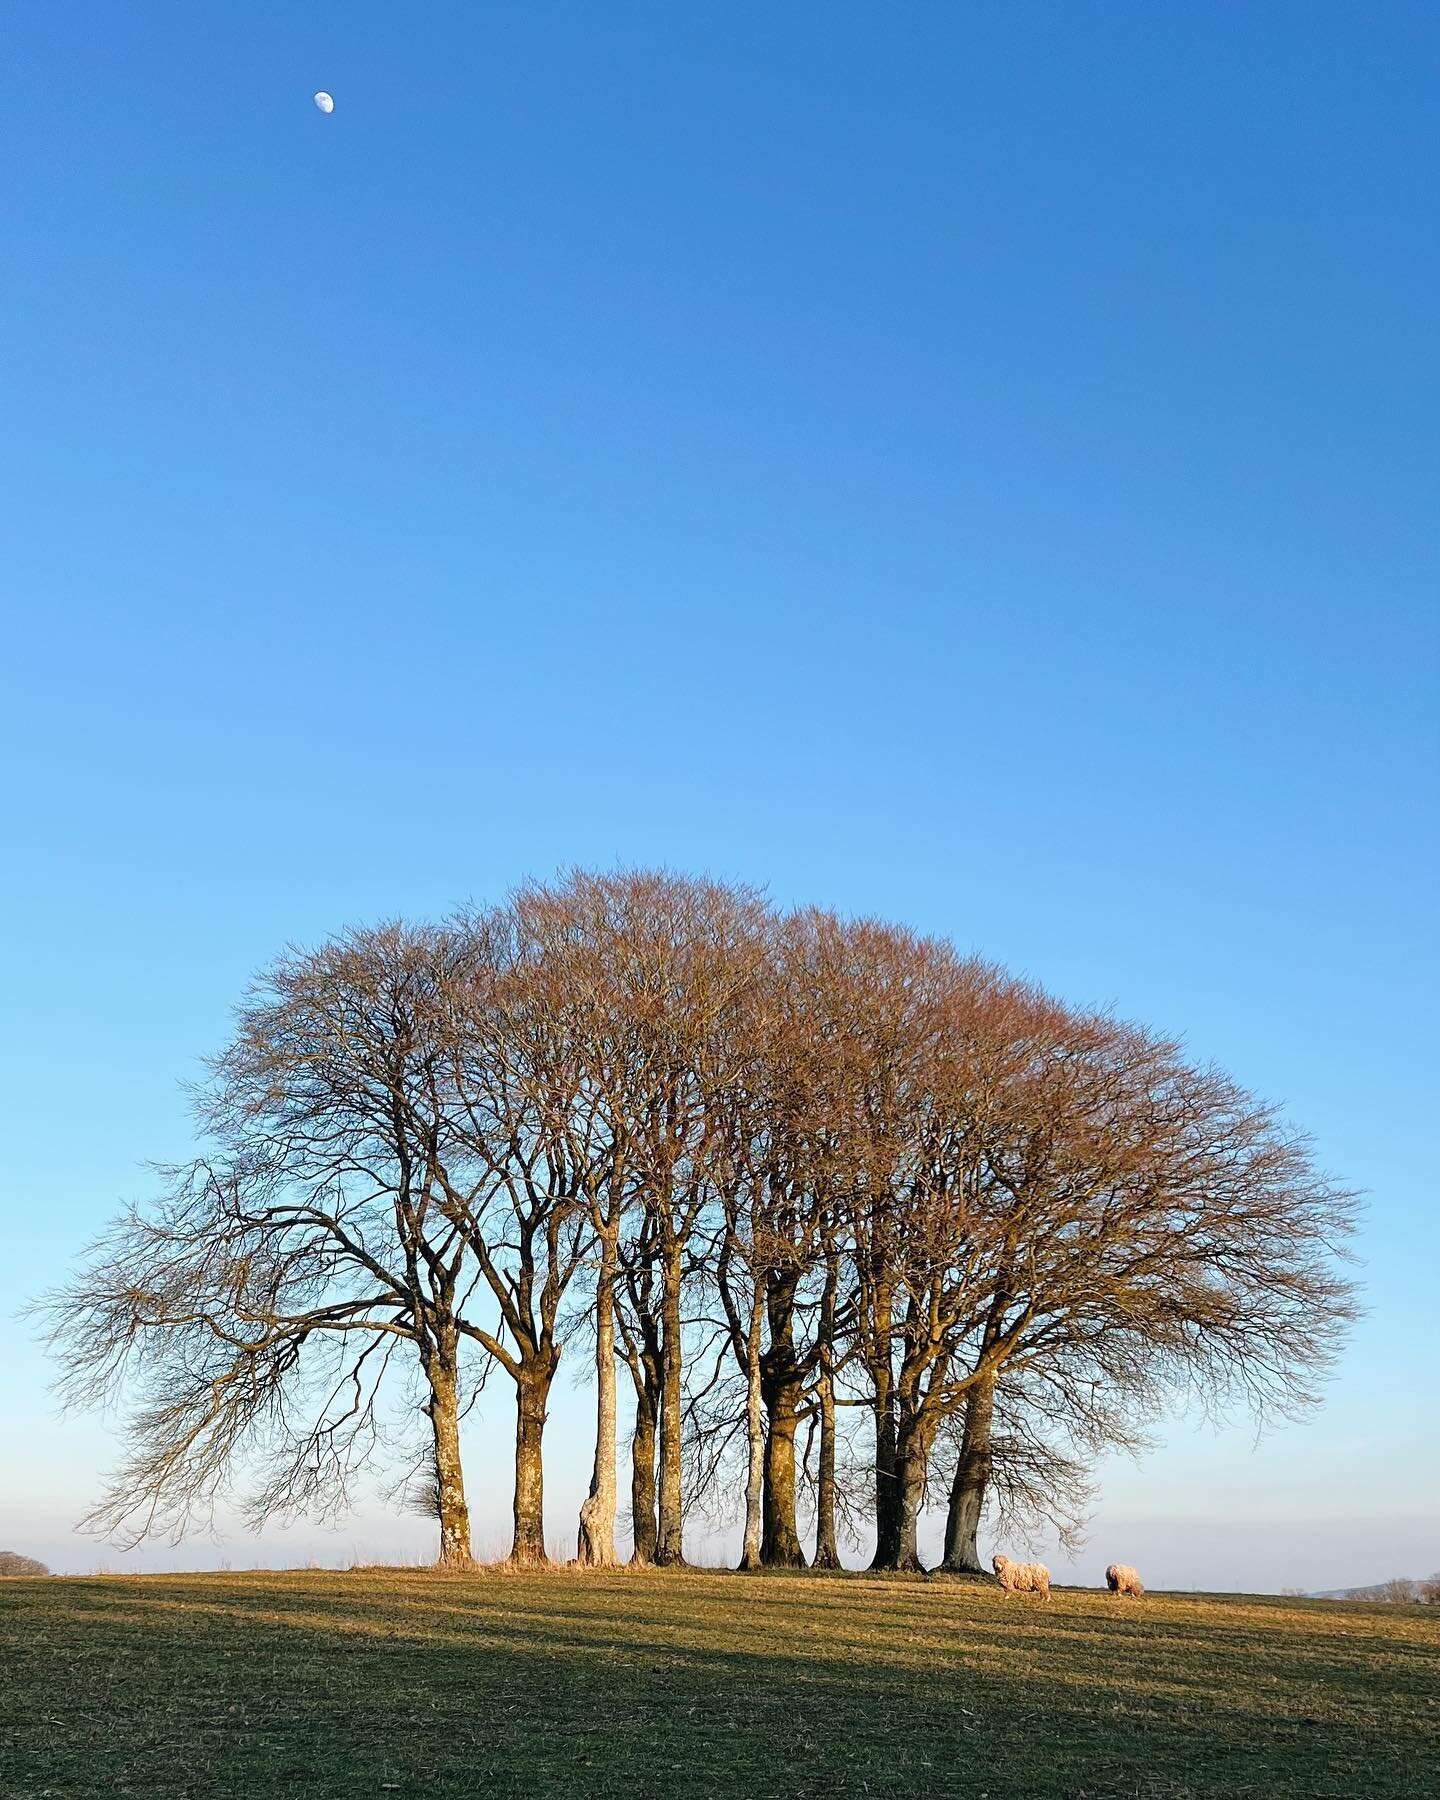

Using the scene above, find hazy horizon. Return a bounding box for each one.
[8,1359,1436,1592]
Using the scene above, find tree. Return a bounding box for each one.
[937,1357,1146,1572]
[837,949,1359,1572]
[845,943,1034,1572]
[461,877,639,1569]
[551,871,770,1566]
[39,869,1359,1582]
[614,1210,665,1563]
[41,925,486,1565]
[0,1553,49,1576]
[430,903,606,1567]
[740,911,861,1568]
[929,1004,1359,1574]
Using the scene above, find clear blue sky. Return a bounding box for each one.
[2,2,1435,1588]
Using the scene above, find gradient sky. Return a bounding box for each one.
[2,2,1435,1591]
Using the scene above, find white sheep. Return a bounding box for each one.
[992,1553,1051,1600]
[1105,1562,1145,1597]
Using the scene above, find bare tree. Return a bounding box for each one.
[38,870,1360,1587]
[487,877,644,1568]
[937,1357,1149,1571]
[0,1554,50,1576]
[431,902,614,1567]
[546,872,769,1566]
[41,926,487,1566]
[832,946,1359,1572]
[843,940,1029,1571]
[717,910,902,1569]
[614,1214,665,1563]
[931,1005,1360,1574]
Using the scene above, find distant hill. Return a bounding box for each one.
[1311,1576,1438,1602]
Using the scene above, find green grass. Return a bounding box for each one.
[2,1567,1436,1798]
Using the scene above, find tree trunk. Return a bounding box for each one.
[576,1237,619,1567]
[422,1335,474,1569]
[812,1356,841,1570]
[812,1244,842,1570]
[760,1271,807,1568]
[739,1284,765,1570]
[510,1361,552,1567]
[871,1396,934,1572]
[629,1383,658,1565]
[868,1361,901,1571]
[939,1369,995,1573]
[760,1377,808,1567]
[891,1420,929,1573]
[655,1243,686,1566]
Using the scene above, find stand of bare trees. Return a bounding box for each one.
[42,871,1358,1574]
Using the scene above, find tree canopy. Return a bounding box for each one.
[41,871,1359,1572]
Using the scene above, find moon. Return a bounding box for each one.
[313,91,334,114]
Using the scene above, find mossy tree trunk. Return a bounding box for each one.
[738,1284,766,1570]
[510,1357,556,1568]
[422,1330,474,1570]
[759,1270,808,1567]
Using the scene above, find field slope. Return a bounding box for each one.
[2,1568,1436,1798]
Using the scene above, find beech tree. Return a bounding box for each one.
[42,926,486,1565]
[937,1355,1148,1572]
[614,1210,665,1562]
[930,1010,1359,1573]
[557,871,769,1566]
[42,871,1358,1580]
[726,910,913,1569]
[858,990,1360,1570]
[432,905,603,1567]
[843,940,1030,1571]
[479,876,638,1569]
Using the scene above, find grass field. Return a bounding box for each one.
[2,1567,1436,1798]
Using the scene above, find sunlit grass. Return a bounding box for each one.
[2,1567,1435,1796]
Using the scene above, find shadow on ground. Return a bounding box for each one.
[1,1569,1436,1798]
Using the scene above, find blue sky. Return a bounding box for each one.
[1,2,1435,1588]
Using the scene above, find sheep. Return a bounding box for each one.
[1105,1562,1145,1598]
[992,1553,1051,1600]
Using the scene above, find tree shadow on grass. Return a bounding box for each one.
[1,1575,1435,1800]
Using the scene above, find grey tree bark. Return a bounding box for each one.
[812,1355,840,1569]
[629,1385,658,1564]
[812,1248,842,1569]
[891,1418,931,1573]
[759,1272,808,1567]
[738,1284,765,1570]
[510,1360,554,1567]
[939,1368,995,1573]
[420,1330,474,1569]
[655,1245,687,1565]
[576,1232,620,1566]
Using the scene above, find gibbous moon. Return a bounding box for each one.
[313,91,334,114]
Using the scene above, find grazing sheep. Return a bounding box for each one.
[1105,1562,1144,1598]
[992,1553,1051,1600]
